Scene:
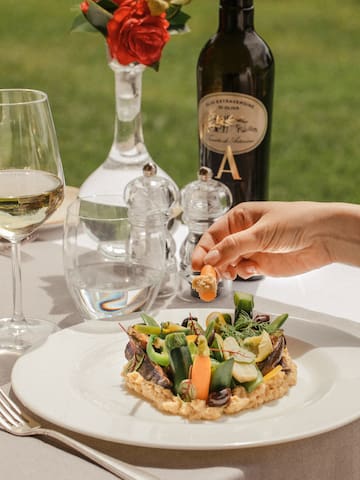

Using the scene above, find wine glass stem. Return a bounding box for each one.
[11,240,25,325]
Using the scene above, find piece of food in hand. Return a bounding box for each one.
[122,292,297,420]
[192,264,218,302]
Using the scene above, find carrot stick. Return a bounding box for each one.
[201,264,217,278]
[191,264,218,302]
[190,336,211,401]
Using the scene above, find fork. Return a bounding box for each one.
[0,388,158,480]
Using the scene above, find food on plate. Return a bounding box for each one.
[122,292,297,420]
[191,264,218,302]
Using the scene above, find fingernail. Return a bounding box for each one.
[204,249,220,265]
[245,265,258,276]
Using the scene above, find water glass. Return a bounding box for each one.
[63,195,167,321]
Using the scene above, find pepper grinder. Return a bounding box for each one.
[179,166,232,299]
[124,162,180,298]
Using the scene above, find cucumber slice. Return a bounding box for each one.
[234,291,254,316]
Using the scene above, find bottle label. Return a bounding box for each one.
[199,92,268,155]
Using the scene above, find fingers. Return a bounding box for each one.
[191,202,267,272]
[192,227,264,282]
[217,262,259,280]
[191,231,217,271]
[202,228,261,269]
[191,201,333,280]
[235,249,327,278]
[233,260,260,279]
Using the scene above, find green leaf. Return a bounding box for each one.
[96,0,120,14]
[167,8,191,29]
[70,14,98,33]
[150,61,160,72]
[84,0,114,36]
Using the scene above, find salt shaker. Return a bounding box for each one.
[179,166,232,299]
[124,162,179,298]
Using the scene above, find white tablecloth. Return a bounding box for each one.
[0,225,359,480]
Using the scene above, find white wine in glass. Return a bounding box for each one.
[0,89,65,353]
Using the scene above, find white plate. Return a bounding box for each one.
[41,186,79,230]
[11,308,360,450]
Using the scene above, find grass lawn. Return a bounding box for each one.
[2,0,360,202]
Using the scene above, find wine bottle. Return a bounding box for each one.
[197,0,274,206]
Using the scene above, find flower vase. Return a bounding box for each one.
[80,58,175,197]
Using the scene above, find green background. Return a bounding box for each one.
[2,0,360,202]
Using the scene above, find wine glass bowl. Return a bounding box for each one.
[0,89,64,352]
[63,195,167,321]
[0,169,63,242]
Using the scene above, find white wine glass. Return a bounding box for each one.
[0,89,64,353]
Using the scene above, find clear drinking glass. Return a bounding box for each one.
[0,89,65,352]
[63,195,167,321]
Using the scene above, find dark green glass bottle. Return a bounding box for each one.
[197,0,274,206]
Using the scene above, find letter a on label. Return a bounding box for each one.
[215,145,242,180]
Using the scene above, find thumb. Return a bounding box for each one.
[203,228,261,267]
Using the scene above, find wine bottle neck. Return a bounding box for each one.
[219,0,254,32]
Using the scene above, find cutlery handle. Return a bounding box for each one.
[39,428,159,480]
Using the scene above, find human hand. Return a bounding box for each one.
[191,201,338,279]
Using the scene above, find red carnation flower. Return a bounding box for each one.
[106,0,170,66]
